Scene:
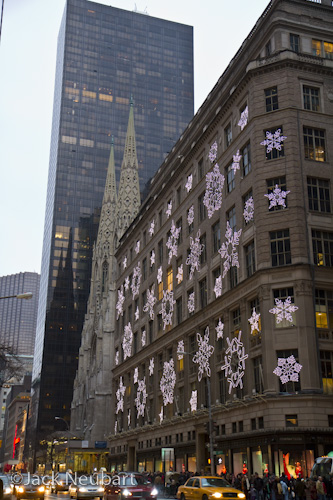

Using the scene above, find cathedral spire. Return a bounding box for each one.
[116,99,141,240]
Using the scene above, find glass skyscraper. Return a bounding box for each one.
[31,0,193,445]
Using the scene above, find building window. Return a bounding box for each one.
[241,142,251,177]
[253,356,264,394]
[200,233,207,265]
[328,415,333,427]
[232,422,237,434]
[273,288,296,327]
[285,415,298,428]
[176,296,183,325]
[324,41,333,59]
[265,40,271,57]
[212,221,221,254]
[177,218,183,244]
[265,86,278,112]
[270,229,291,267]
[312,39,321,57]
[142,258,147,281]
[290,33,300,52]
[239,421,243,433]
[225,123,232,148]
[226,163,235,193]
[276,350,301,392]
[258,416,264,429]
[307,177,331,213]
[315,289,333,330]
[177,186,182,206]
[245,240,256,277]
[312,230,333,267]
[187,206,194,234]
[227,206,236,232]
[198,158,204,179]
[320,351,333,395]
[266,176,289,211]
[166,266,173,292]
[304,127,326,162]
[102,261,108,293]
[251,418,256,430]
[198,193,207,222]
[149,320,153,344]
[158,281,163,301]
[199,277,207,308]
[218,371,226,404]
[229,267,238,289]
[312,39,333,59]
[133,331,138,354]
[303,86,320,112]
[263,127,285,160]
[159,210,163,229]
[231,308,241,336]
[158,239,163,264]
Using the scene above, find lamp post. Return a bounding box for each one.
[177,350,215,475]
[0,292,33,300]
[55,416,69,431]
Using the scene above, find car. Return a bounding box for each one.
[13,473,45,500]
[176,476,246,500]
[104,473,158,500]
[69,476,104,499]
[50,472,74,493]
[0,474,14,499]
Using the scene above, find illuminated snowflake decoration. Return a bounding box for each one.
[149,220,155,237]
[124,276,130,291]
[127,410,131,427]
[177,340,185,360]
[188,292,195,314]
[160,290,176,330]
[160,359,176,406]
[122,322,133,360]
[218,222,242,278]
[116,376,126,414]
[116,285,125,319]
[157,266,163,284]
[216,318,224,340]
[273,355,302,384]
[231,150,242,174]
[135,240,140,254]
[214,275,222,298]
[134,367,139,384]
[189,390,197,412]
[159,406,164,423]
[243,196,254,223]
[166,220,181,264]
[135,377,147,418]
[114,421,117,434]
[131,263,141,299]
[185,174,193,192]
[141,329,146,347]
[149,357,154,376]
[269,296,298,324]
[203,164,225,218]
[150,250,155,267]
[135,306,140,321]
[248,308,261,334]
[264,184,290,209]
[166,201,172,218]
[260,128,287,153]
[208,141,218,163]
[221,331,249,394]
[176,264,183,284]
[115,350,119,366]
[143,285,157,320]
[192,328,215,382]
[238,105,248,130]
[187,205,194,226]
[123,256,127,270]
[186,229,204,280]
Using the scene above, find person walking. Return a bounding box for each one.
[316,476,326,500]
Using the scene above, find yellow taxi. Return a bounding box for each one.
[177,476,246,500]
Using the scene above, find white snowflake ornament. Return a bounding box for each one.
[114,421,117,434]
[135,240,140,254]
[186,229,204,280]
[192,327,214,382]
[160,359,176,405]
[260,128,287,153]
[209,141,218,163]
[123,322,133,360]
[123,256,127,270]
[157,266,163,284]
[221,331,248,394]
[231,150,242,174]
[177,340,185,360]
[115,350,119,366]
[248,308,261,334]
[187,205,194,226]
[273,355,302,384]
[160,290,176,330]
[135,377,147,418]
[188,292,195,314]
[149,357,154,376]
[116,285,125,319]
[176,264,183,284]
[189,390,197,412]
[149,220,155,237]
[203,164,225,218]
[243,196,254,223]
[124,276,130,291]
[185,174,193,192]
[238,105,248,130]
[264,184,290,209]
[131,263,141,299]
[214,275,222,298]
[128,410,131,427]
[269,296,298,324]
[166,201,172,218]
[135,306,140,321]
[166,220,181,264]
[143,285,157,320]
[116,376,126,414]
[141,329,146,347]
[159,406,164,423]
[150,250,155,267]
[219,222,242,278]
[216,318,224,340]
[134,367,139,384]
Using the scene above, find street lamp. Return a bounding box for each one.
[55,416,69,431]
[177,349,215,475]
[0,292,33,300]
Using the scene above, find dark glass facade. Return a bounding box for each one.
[31,0,193,443]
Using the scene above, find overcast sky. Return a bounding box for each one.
[0,0,269,278]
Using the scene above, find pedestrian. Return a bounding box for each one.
[254,473,264,500]
[316,476,326,500]
[280,476,289,500]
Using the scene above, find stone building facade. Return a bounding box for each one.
[108,0,333,477]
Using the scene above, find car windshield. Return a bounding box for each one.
[312,459,332,478]
[122,476,149,486]
[75,477,97,486]
[201,478,231,488]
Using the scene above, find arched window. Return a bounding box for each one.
[102,261,108,293]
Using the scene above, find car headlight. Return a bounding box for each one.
[18,487,25,493]
[79,488,88,492]
[4,488,11,494]
[38,486,45,493]
[151,488,158,496]
[98,487,104,493]
[212,493,222,498]
[237,494,246,499]
[122,489,132,497]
